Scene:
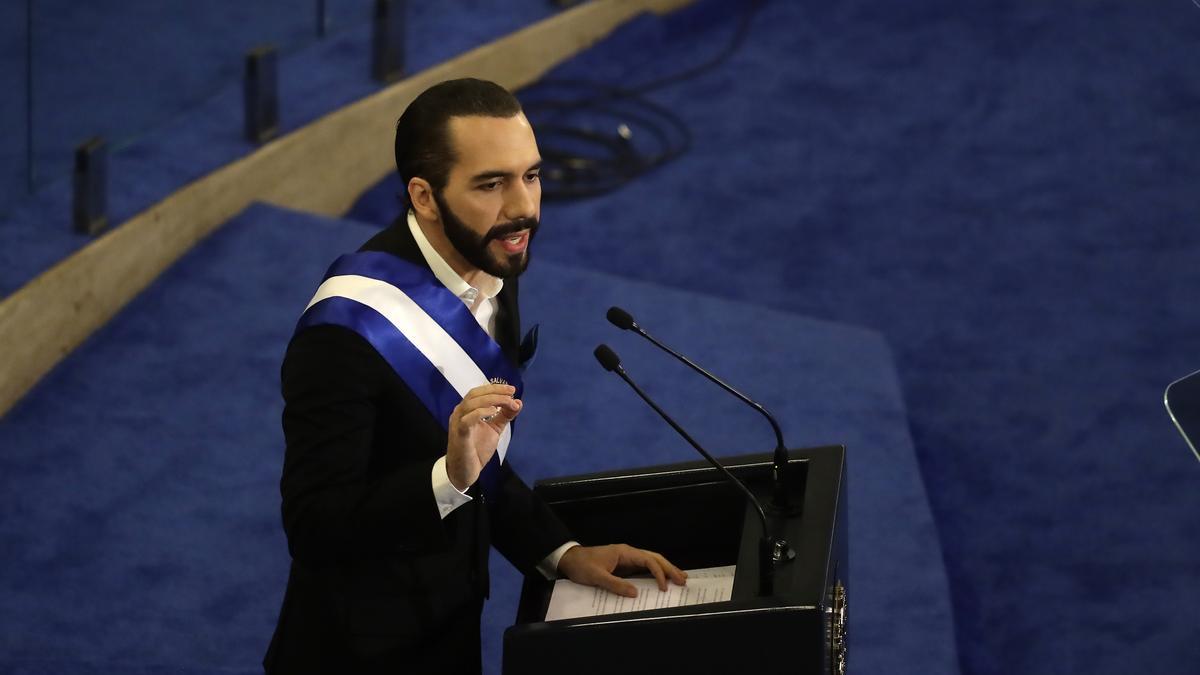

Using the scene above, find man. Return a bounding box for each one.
[264,78,685,674]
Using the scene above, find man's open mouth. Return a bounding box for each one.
[495,230,530,254]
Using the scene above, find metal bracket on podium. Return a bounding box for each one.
[244,45,279,144]
[72,137,108,236]
[372,0,406,83]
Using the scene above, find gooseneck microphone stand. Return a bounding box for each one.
[594,344,794,596]
[606,306,800,515]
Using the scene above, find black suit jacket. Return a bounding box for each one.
[264,220,572,674]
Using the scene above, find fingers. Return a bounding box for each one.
[455,393,521,430]
[615,546,668,591]
[644,557,668,591]
[655,552,688,586]
[559,546,637,597]
[460,406,505,428]
[481,399,522,425]
[618,546,688,589]
[496,400,522,422]
[463,393,521,413]
[595,571,638,598]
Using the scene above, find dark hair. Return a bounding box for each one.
[394,78,523,204]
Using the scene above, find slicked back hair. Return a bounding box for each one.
[394,78,524,206]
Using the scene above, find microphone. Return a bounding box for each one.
[593,344,793,596]
[606,306,798,514]
[594,343,622,372]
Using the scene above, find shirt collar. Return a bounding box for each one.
[407,210,503,301]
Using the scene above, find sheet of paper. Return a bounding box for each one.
[544,565,736,622]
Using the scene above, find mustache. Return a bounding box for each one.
[485,217,539,243]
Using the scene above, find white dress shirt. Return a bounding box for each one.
[409,211,578,578]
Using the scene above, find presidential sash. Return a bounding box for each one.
[294,251,523,464]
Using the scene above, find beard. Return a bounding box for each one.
[434,191,539,279]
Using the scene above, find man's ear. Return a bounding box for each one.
[408,178,439,221]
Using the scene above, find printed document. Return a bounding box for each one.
[544,565,736,621]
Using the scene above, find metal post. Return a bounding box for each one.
[371,0,406,83]
[26,0,35,193]
[244,46,280,144]
[72,137,108,235]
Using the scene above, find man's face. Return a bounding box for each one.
[434,114,542,279]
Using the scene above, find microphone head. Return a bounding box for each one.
[606,306,636,330]
[594,344,622,372]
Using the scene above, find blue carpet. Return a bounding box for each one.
[0,206,352,674]
[0,202,953,673]
[348,0,1200,672]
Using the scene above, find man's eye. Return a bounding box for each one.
[525,172,541,183]
[479,181,501,191]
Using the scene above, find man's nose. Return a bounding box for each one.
[502,180,538,222]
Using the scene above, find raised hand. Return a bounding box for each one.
[445,383,522,491]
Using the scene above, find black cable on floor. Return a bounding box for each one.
[524,0,764,201]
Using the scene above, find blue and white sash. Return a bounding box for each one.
[294,251,523,463]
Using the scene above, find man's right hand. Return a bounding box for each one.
[445,383,522,491]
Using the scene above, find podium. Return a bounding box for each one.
[503,446,848,674]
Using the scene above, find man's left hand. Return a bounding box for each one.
[556,544,688,597]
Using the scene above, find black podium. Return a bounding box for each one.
[503,446,848,674]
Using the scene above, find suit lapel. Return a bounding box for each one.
[494,278,521,366]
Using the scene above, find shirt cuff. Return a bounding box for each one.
[537,541,581,579]
[431,456,472,519]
